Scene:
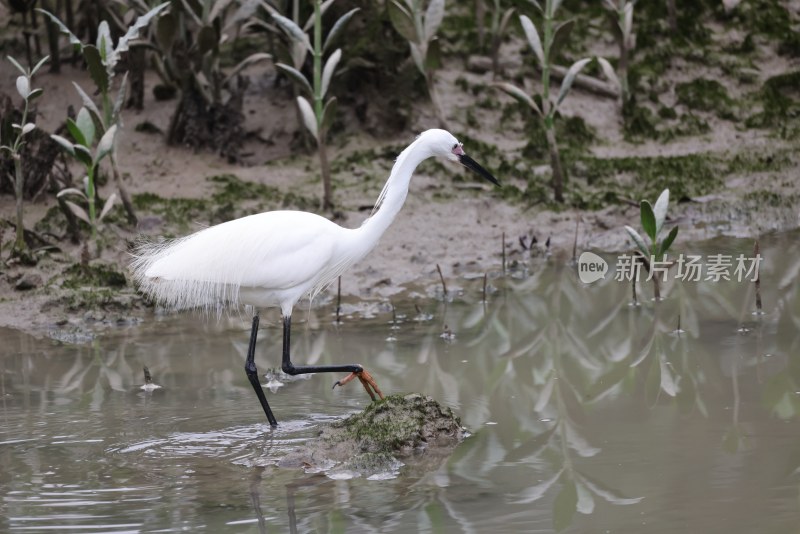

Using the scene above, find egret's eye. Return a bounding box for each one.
[452,143,459,150]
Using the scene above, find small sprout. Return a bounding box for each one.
[624,189,679,302]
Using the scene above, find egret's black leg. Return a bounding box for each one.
[245,313,278,427]
[280,315,384,400]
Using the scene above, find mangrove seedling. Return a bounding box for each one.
[270,0,359,211]
[0,55,48,257]
[624,188,679,300]
[388,0,449,128]
[487,0,516,78]
[38,3,170,226]
[495,2,592,203]
[599,0,636,107]
[51,114,118,255]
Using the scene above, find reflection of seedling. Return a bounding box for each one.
[624,188,678,300]
[0,55,47,257]
[495,2,592,202]
[753,240,763,314]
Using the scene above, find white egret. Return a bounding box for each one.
[131,129,499,427]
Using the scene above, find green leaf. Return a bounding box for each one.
[26,88,44,102]
[597,57,620,88]
[661,225,679,255]
[653,188,669,235]
[549,19,574,63]
[555,57,591,107]
[15,76,30,99]
[7,55,27,75]
[498,8,516,36]
[425,38,442,71]
[66,118,87,147]
[296,95,318,141]
[323,8,360,54]
[424,0,445,42]
[95,124,118,163]
[76,107,95,147]
[224,52,271,85]
[303,0,335,32]
[73,144,93,167]
[96,20,113,62]
[605,9,624,45]
[196,25,218,54]
[320,48,341,99]
[116,1,171,57]
[50,134,76,156]
[31,55,50,75]
[82,45,109,93]
[35,9,83,49]
[624,225,649,258]
[112,72,129,125]
[156,11,178,51]
[320,96,337,138]
[72,82,105,132]
[494,81,541,115]
[553,478,578,531]
[272,13,312,53]
[99,192,117,221]
[56,187,87,200]
[387,0,417,43]
[519,15,544,66]
[275,63,313,96]
[640,200,656,243]
[64,200,92,224]
[409,42,425,75]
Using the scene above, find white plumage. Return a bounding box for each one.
[129,129,499,426]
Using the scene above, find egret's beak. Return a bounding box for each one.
[458,154,500,186]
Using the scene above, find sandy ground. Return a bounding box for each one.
[1,11,799,337]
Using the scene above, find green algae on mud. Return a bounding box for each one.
[278,394,466,477]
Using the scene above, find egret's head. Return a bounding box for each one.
[421,129,500,186]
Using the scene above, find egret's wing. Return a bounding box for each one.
[130,211,338,311]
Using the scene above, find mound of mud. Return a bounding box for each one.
[278,394,466,479]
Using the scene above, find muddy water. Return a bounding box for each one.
[2,232,800,533]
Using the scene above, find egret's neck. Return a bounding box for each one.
[358,139,432,245]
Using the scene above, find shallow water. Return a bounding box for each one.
[2,231,800,533]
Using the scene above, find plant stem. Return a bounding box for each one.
[110,154,138,226]
[426,72,448,129]
[545,126,565,203]
[13,155,26,252]
[87,165,97,245]
[12,98,30,253]
[312,0,333,210]
[313,1,323,121]
[318,138,333,210]
[541,0,565,203]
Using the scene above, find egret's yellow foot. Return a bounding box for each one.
[333,369,384,401]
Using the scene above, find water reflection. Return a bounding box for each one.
[1,232,800,531]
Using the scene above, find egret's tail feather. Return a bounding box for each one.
[130,235,244,313]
